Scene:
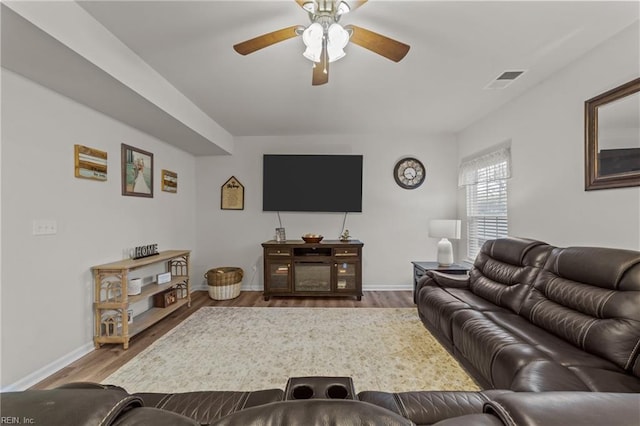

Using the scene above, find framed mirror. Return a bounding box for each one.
[585,78,640,190]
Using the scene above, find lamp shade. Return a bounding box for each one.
[302,22,323,62]
[429,220,461,239]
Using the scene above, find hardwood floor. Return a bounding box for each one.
[31,290,414,390]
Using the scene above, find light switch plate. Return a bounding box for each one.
[33,220,57,235]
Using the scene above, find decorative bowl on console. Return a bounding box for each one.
[302,234,323,243]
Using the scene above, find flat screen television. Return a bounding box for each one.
[263,154,363,212]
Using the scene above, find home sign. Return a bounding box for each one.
[132,243,159,260]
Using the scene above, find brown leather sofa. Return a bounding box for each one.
[416,237,640,392]
[2,381,639,425]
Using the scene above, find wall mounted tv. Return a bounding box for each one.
[263,154,363,212]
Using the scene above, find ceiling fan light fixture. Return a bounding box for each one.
[302,22,323,62]
[303,46,322,62]
[302,1,317,13]
[327,46,346,62]
[327,23,349,62]
[336,1,351,15]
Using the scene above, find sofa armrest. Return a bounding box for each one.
[415,272,470,302]
[427,271,471,288]
[56,382,128,392]
[112,407,200,426]
[485,392,640,426]
[0,389,142,426]
[135,389,284,424]
[358,390,510,425]
[209,400,412,426]
[433,414,504,426]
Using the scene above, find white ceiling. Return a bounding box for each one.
[3,1,640,145]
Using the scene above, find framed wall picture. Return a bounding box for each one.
[221,176,244,210]
[162,169,178,193]
[74,144,107,181]
[121,144,153,197]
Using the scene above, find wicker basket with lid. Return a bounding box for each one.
[205,267,243,300]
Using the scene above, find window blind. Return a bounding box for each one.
[461,148,510,260]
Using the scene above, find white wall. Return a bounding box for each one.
[194,134,459,291]
[457,22,640,254]
[0,70,197,389]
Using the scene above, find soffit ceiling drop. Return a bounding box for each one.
[3,1,639,150]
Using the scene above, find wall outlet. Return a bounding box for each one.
[33,220,57,236]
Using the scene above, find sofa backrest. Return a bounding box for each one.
[519,246,640,375]
[469,237,553,313]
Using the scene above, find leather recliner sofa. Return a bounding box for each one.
[415,237,640,392]
[2,381,639,425]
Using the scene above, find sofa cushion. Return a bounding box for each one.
[452,308,640,391]
[520,246,640,375]
[417,286,476,343]
[483,311,619,371]
[566,366,640,392]
[469,238,552,313]
[451,311,525,385]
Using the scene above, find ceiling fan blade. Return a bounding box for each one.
[233,25,301,55]
[312,43,329,86]
[346,25,410,62]
[294,0,307,8]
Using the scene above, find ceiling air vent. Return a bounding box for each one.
[484,70,526,90]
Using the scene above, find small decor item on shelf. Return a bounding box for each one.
[128,278,142,295]
[302,234,323,243]
[153,288,178,308]
[100,312,120,337]
[205,267,244,300]
[275,227,286,242]
[157,272,172,284]
[131,243,159,260]
[339,229,351,242]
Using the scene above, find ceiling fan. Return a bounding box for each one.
[233,0,410,86]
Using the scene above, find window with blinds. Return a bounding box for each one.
[460,147,510,260]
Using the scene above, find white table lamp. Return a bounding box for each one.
[428,219,462,266]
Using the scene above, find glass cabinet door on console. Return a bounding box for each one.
[266,261,291,292]
[335,261,358,291]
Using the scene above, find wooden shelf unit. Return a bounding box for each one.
[92,249,191,349]
[262,240,363,301]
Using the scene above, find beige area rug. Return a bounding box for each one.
[103,307,479,394]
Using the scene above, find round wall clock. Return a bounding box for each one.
[393,157,426,189]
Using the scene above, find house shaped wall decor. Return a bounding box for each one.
[221,176,244,210]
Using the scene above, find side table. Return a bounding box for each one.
[411,261,471,303]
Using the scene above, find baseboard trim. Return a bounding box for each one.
[1,341,95,392]
[362,283,413,291]
[239,283,413,292]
